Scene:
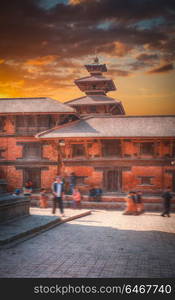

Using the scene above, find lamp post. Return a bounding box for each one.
[57,140,65,175]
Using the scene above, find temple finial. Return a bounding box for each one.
[93,56,99,64]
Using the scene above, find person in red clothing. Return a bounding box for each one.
[39,188,48,208]
[72,187,81,209]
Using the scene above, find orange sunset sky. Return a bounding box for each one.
[0,0,175,115]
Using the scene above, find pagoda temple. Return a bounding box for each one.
[66,57,125,115]
[36,58,175,196]
[0,58,175,203]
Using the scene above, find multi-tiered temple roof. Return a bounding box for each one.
[66,57,125,115]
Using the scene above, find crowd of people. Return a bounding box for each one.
[11,173,174,218]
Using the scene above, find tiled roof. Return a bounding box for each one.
[65,95,121,105]
[36,115,175,139]
[0,97,75,114]
[75,75,112,82]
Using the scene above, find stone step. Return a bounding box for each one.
[0,208,91,247]
[30,193,175,204]
[30,199,175,211]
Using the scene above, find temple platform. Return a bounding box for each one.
[0,194,30,223]
[30,193,175,212]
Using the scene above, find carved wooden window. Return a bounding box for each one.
[16,115,53,134]
[72,144,85,157]
[23,143,41,159]
[92,84,97,90]
[139,176,153,185]
[0,148,5,159]
[172,142,175,157]
[38,115,49,127]
[76,176,87,185]
[0,117,5,131]
[16,116,36,133]
[23,168,41,189]
[140,142,154,156]
[37,115,53,130]
[89,106,97,113]
[102,139,121,157]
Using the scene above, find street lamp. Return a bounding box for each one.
[59,140,65,147]
[57,140,65,175]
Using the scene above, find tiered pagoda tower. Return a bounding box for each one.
[66,57,125,115]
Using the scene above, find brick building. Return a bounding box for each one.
[0,97,77,192]
[0,58,175,195]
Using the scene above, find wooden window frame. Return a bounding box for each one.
[0,148,6,159]
[138,176,153,185]
[72,144,85,157]
[0,117,5,132]
[102,139,121,157]
[140,142,154,156]
[23,142,42,160]
[15,115,53,134]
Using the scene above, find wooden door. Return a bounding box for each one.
[172,172,175,192]
[104,169,121,192]
[23,168,41,189]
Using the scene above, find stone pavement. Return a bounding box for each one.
[0,209,175,278]
[0,208,91,246]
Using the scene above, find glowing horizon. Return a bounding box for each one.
[0,0,175,115]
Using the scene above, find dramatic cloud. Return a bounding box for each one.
[148,63,174,74]
[26,55,58,66]
[136,53,159,62]
[0,0,174,113]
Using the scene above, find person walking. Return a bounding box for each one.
[51,176,65,217]
[161,187,173,217]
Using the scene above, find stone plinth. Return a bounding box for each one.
[0,194,30,223]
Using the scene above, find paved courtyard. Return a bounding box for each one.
[0,209,175,278]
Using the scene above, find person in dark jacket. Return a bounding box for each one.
[69,172,77,194]
[51,176,65,216]
[95,186,103,202]
[135,191,144,214]
[161,187,173,217]
[89,186,97,201]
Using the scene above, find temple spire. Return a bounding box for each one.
[74,58,116,95]
[93,56,99,64]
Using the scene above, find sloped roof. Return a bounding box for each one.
[75,75,112,82]
[65,95,121,106]
[0,97,75,114]
[36,115,175,139]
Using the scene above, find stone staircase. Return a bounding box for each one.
[30,193,175,212]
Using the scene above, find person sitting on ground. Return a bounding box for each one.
[12,189,21,196]
[89,186,97,201]
[39,188,48,208]
[95,186,103,202]
[23,182,32,196]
